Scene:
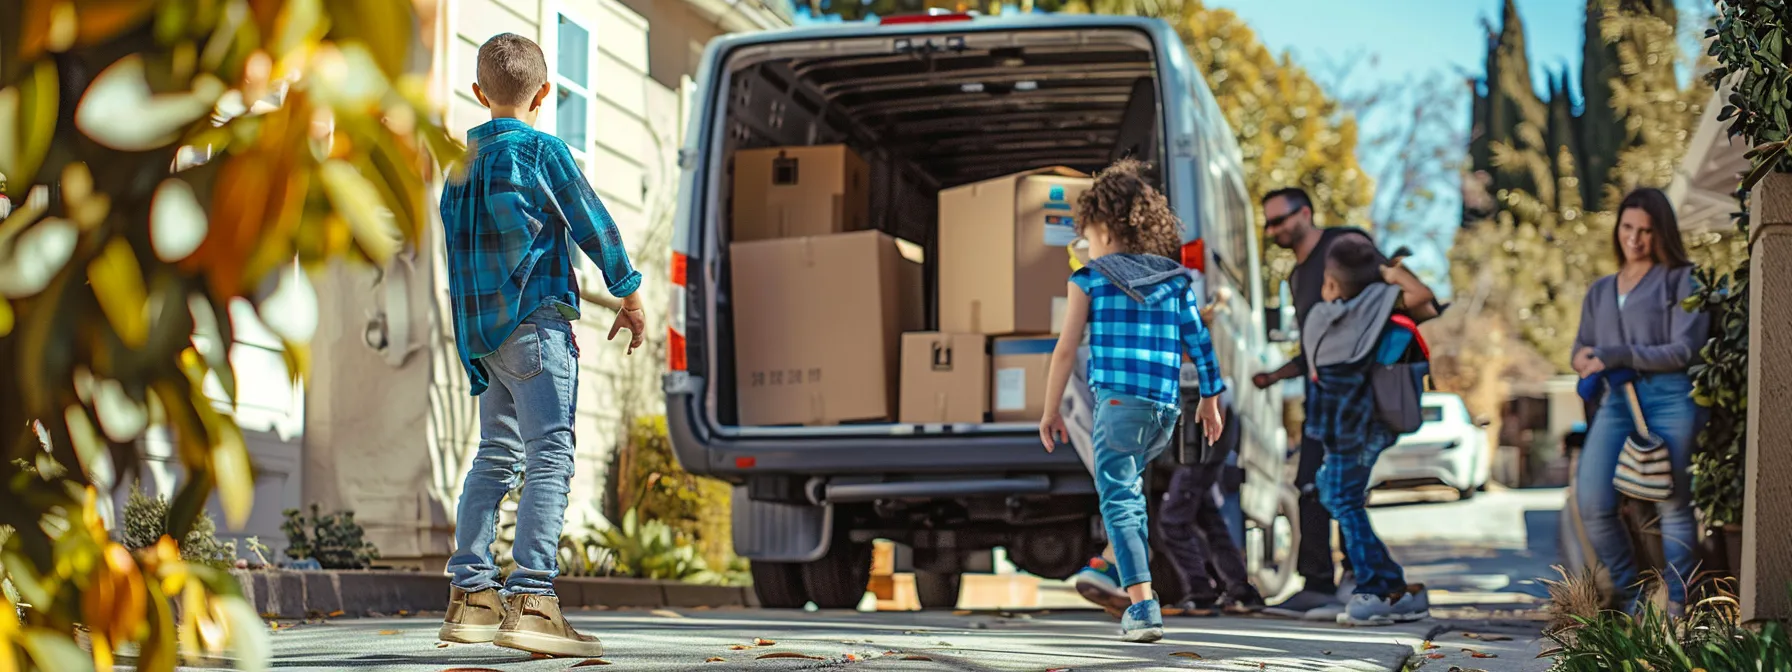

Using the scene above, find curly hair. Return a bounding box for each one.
[1075,158,1181,258]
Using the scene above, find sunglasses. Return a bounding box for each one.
[1264,209,1303,230]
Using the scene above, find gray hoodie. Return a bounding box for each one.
[1085,253,1194,306]
[1303,283,1401,370]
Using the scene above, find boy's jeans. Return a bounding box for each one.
[1577,372,1700,607]
[447,306,581,596]
[1092,389,1179,589]
[1316,445,1406,598]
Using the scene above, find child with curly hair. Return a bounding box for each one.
[1040,159,1226,642]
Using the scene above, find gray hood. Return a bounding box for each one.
[1086,253,1191,305]
[1303,283,1400,369]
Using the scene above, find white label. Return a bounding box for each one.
[1051,296,1067,334]
[995,368,1027,411]
[1043,215,1078,246]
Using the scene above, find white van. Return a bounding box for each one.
[662,11,1299,609]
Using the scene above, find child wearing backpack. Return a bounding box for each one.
[1039,159,1225,643]
[1301,236,1439,626]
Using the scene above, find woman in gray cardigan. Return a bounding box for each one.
[1570,187,1709,615]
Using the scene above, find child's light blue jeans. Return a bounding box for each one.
[447,305,581,596]
[1092,388,1180,589]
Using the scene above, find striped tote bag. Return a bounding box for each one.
[1612,383,1674,502]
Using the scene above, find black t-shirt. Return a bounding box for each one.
[1289,227,1382,374]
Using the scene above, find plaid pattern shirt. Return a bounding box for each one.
[1305,360,1397,454]
[440,118,642,396]
[1071,268,1225,406]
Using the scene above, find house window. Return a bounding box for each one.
[554,13,593,158]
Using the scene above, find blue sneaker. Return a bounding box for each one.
[1073,560,1129,617]
[1120,599,1164,643]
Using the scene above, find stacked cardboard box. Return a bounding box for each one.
[900,167,1090,424]
[731,145,921,427]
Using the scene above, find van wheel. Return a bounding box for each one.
[1248,485,1300,599]
[915,571,962,610]
[802,533,872,609]
[750,561,809,609]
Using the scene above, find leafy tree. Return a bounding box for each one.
[0,0,458,669]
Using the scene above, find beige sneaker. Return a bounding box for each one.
[438,587,505,643]
[492,594,603,658]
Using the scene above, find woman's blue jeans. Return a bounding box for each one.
[1092,388,1180,589]
[1576,372,1702,606]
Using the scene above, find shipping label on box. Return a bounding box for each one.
[991,336,1057,422]
[1041,183,1079,246]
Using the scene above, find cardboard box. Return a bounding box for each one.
[991,336,1058,422]
[732,145,869,242]
[899,333,990,424]
[939,167,1089,335]
[731,231,918,426]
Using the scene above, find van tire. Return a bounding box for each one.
[801,536,872,609]
[750,561,810,609]
[915,571,962,610]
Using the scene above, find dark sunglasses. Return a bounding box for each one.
[1264,208,1306,230]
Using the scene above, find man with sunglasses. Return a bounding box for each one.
[1251,187,1384,620]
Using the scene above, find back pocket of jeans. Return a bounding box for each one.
[491,324,544,380]
[1098,400,1162,455]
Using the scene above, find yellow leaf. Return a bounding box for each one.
[0,61,59,193]
[377,630,400,636]
[213,423,255,530]
[218,597,271,672]
[318,160,398,264]
[1170,651,1203,659]
[88,239,149,347]
[0,299,12,337]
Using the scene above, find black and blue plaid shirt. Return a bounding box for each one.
[1071,267,1225,406]
[1306,359,1397,454]
[440,118,642,395]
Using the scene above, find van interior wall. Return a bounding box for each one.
[715,36,1164,426]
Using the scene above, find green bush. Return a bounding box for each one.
[281,503,379,569]
[1548,591,1792,671]
[613,416,736,571]
[119,487,236,571]
[594,509,746,586]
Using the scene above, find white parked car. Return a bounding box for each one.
[1370,392,1493,499]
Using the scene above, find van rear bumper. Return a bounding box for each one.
[664,379,1087,479]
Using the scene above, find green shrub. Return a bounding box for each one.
[1548,593,1791,671]
[281,503,379,569]
[119,487,236,570]
[612,416,736,571]
[594,509,746,586]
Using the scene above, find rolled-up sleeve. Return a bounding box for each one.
[543,138,642,298]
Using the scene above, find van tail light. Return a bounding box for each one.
[668,251,689,372]
[880,12,973,25]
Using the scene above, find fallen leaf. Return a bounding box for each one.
[435,642,450,648]
[1170,651,1203,659]
[570,660,611,667]
[754,638,777,646]
[845,654,861,661]
[729,645,750,651]
[952,610,972,616]
[936,641,953,646]
[1428,653,1447,659]
[650,609,683,619]
[378,630,400,636]
[1470,652,1498,659]
[1422,641,1440,650]
[327,610,344,618]
[398,610,410,617]
[532,653,554,660]
[706,658,725,663]
[1462,632,1513,642]
[756,652,822,660]
[901,655,932,661]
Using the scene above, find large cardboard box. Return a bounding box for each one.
[732,145,870,242]
[939,167,1089,335]
[899,333,990,424]
[731,231,919,426]
[991,336,1058,422]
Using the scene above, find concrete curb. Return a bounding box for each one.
[232,570,755,619]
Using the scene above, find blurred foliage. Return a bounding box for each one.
[1454,0,1713,375]
[613,416,736,572]
[121,488,235,571]
[0,0,459,669]
[1547,580,1792,671]
[1689,0,1790,529]
[280,504,378,570]
[595,509,748,586]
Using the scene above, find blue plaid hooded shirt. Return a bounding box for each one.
[440,118,642,396]
[1071,254,1225,406]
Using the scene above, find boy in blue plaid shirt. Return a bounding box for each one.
[1302,236,1439,626]
[436,33,645,658]
[1040,160,1225,643]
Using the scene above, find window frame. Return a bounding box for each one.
[546,6,596,168]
